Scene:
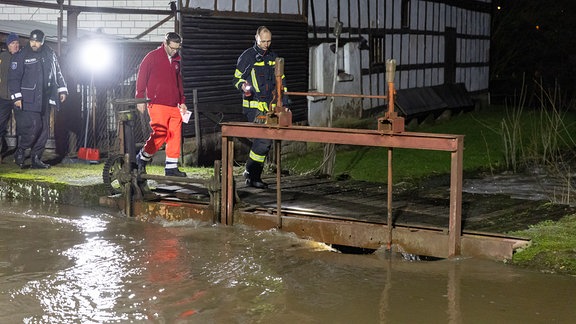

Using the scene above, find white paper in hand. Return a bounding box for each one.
[181,110,192,123]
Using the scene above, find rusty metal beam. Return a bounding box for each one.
[234,209,529,261]
[222,123,463,151]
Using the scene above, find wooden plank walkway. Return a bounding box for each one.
[152,173,575,235]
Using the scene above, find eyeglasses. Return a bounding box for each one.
[168,44,181,51]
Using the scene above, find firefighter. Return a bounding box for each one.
[8,29,68,169]
[232,26,288,188]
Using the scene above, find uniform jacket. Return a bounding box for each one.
[0,50,15,100]
[8,44,68,112]
[233,43,288,111]
[135,44,185,106]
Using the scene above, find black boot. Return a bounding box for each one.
[14,148,25,168]
[31,155,50,169]
[136,150,148,174]
[244,160,268,189]
[165,168,187,177]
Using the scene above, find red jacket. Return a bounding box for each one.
[135,44,185,106]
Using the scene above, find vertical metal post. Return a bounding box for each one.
[226,140,235,225]
[212,160,221,224]
[193,89,201,165]
[387,147,393,250]
[275,57,284,111]
[329,21,343,127]
[124,152,132,217]
[385,59,396,250]
[124,183,131,217]
[220,135,228,223]
[448,136,464,256]
[57,0,63,56]
[275,140,282,228]
[221,133,235,225]
[386,60,396,115]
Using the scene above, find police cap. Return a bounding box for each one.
[29,29,45,43]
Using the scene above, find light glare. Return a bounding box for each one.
[80,38,113,74]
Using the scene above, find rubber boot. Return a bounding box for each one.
[244,159,268,189]
[136,150,148,174]
[14,148,25,168]
[165,168,187,177]
[31,155,50,169]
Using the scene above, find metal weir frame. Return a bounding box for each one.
[220,123,464,257]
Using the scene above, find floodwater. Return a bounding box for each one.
[1,201,575,323]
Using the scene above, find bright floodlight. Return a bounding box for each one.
[80,38,113,74]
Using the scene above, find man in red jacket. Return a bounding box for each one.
[135,32,187,177]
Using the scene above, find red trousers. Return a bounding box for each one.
[142,103,182,160]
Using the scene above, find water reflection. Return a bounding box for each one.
[1,201,575,323]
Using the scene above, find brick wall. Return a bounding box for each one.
[0,1,174,41]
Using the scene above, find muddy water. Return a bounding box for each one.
[1,201,575,323]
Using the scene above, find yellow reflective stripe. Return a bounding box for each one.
[235,79,246,89]
[269,61,276,66]
[254,62,265,66]
[244,100,268,112]
[234,69,247,89]
[258,102,269,112]
[249,150,266,163]
[251,69,260,92]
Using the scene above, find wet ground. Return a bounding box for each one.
[434,171,576,233]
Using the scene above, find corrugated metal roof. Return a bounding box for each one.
[396,87,447,117]
[431,83,475,110]
[396,83,474,119]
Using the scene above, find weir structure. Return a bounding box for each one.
[218,58,528,260]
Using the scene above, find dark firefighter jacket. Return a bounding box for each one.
[233,43,288,112]
[8,44,68,112]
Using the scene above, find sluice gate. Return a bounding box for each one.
[220,122,529,261]
[113,172,529,262]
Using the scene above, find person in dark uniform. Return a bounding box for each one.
[232,26,289,188]
[0,32,20,163]
[8,29,68,169]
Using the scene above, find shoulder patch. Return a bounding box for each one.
[11,62,17,70]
